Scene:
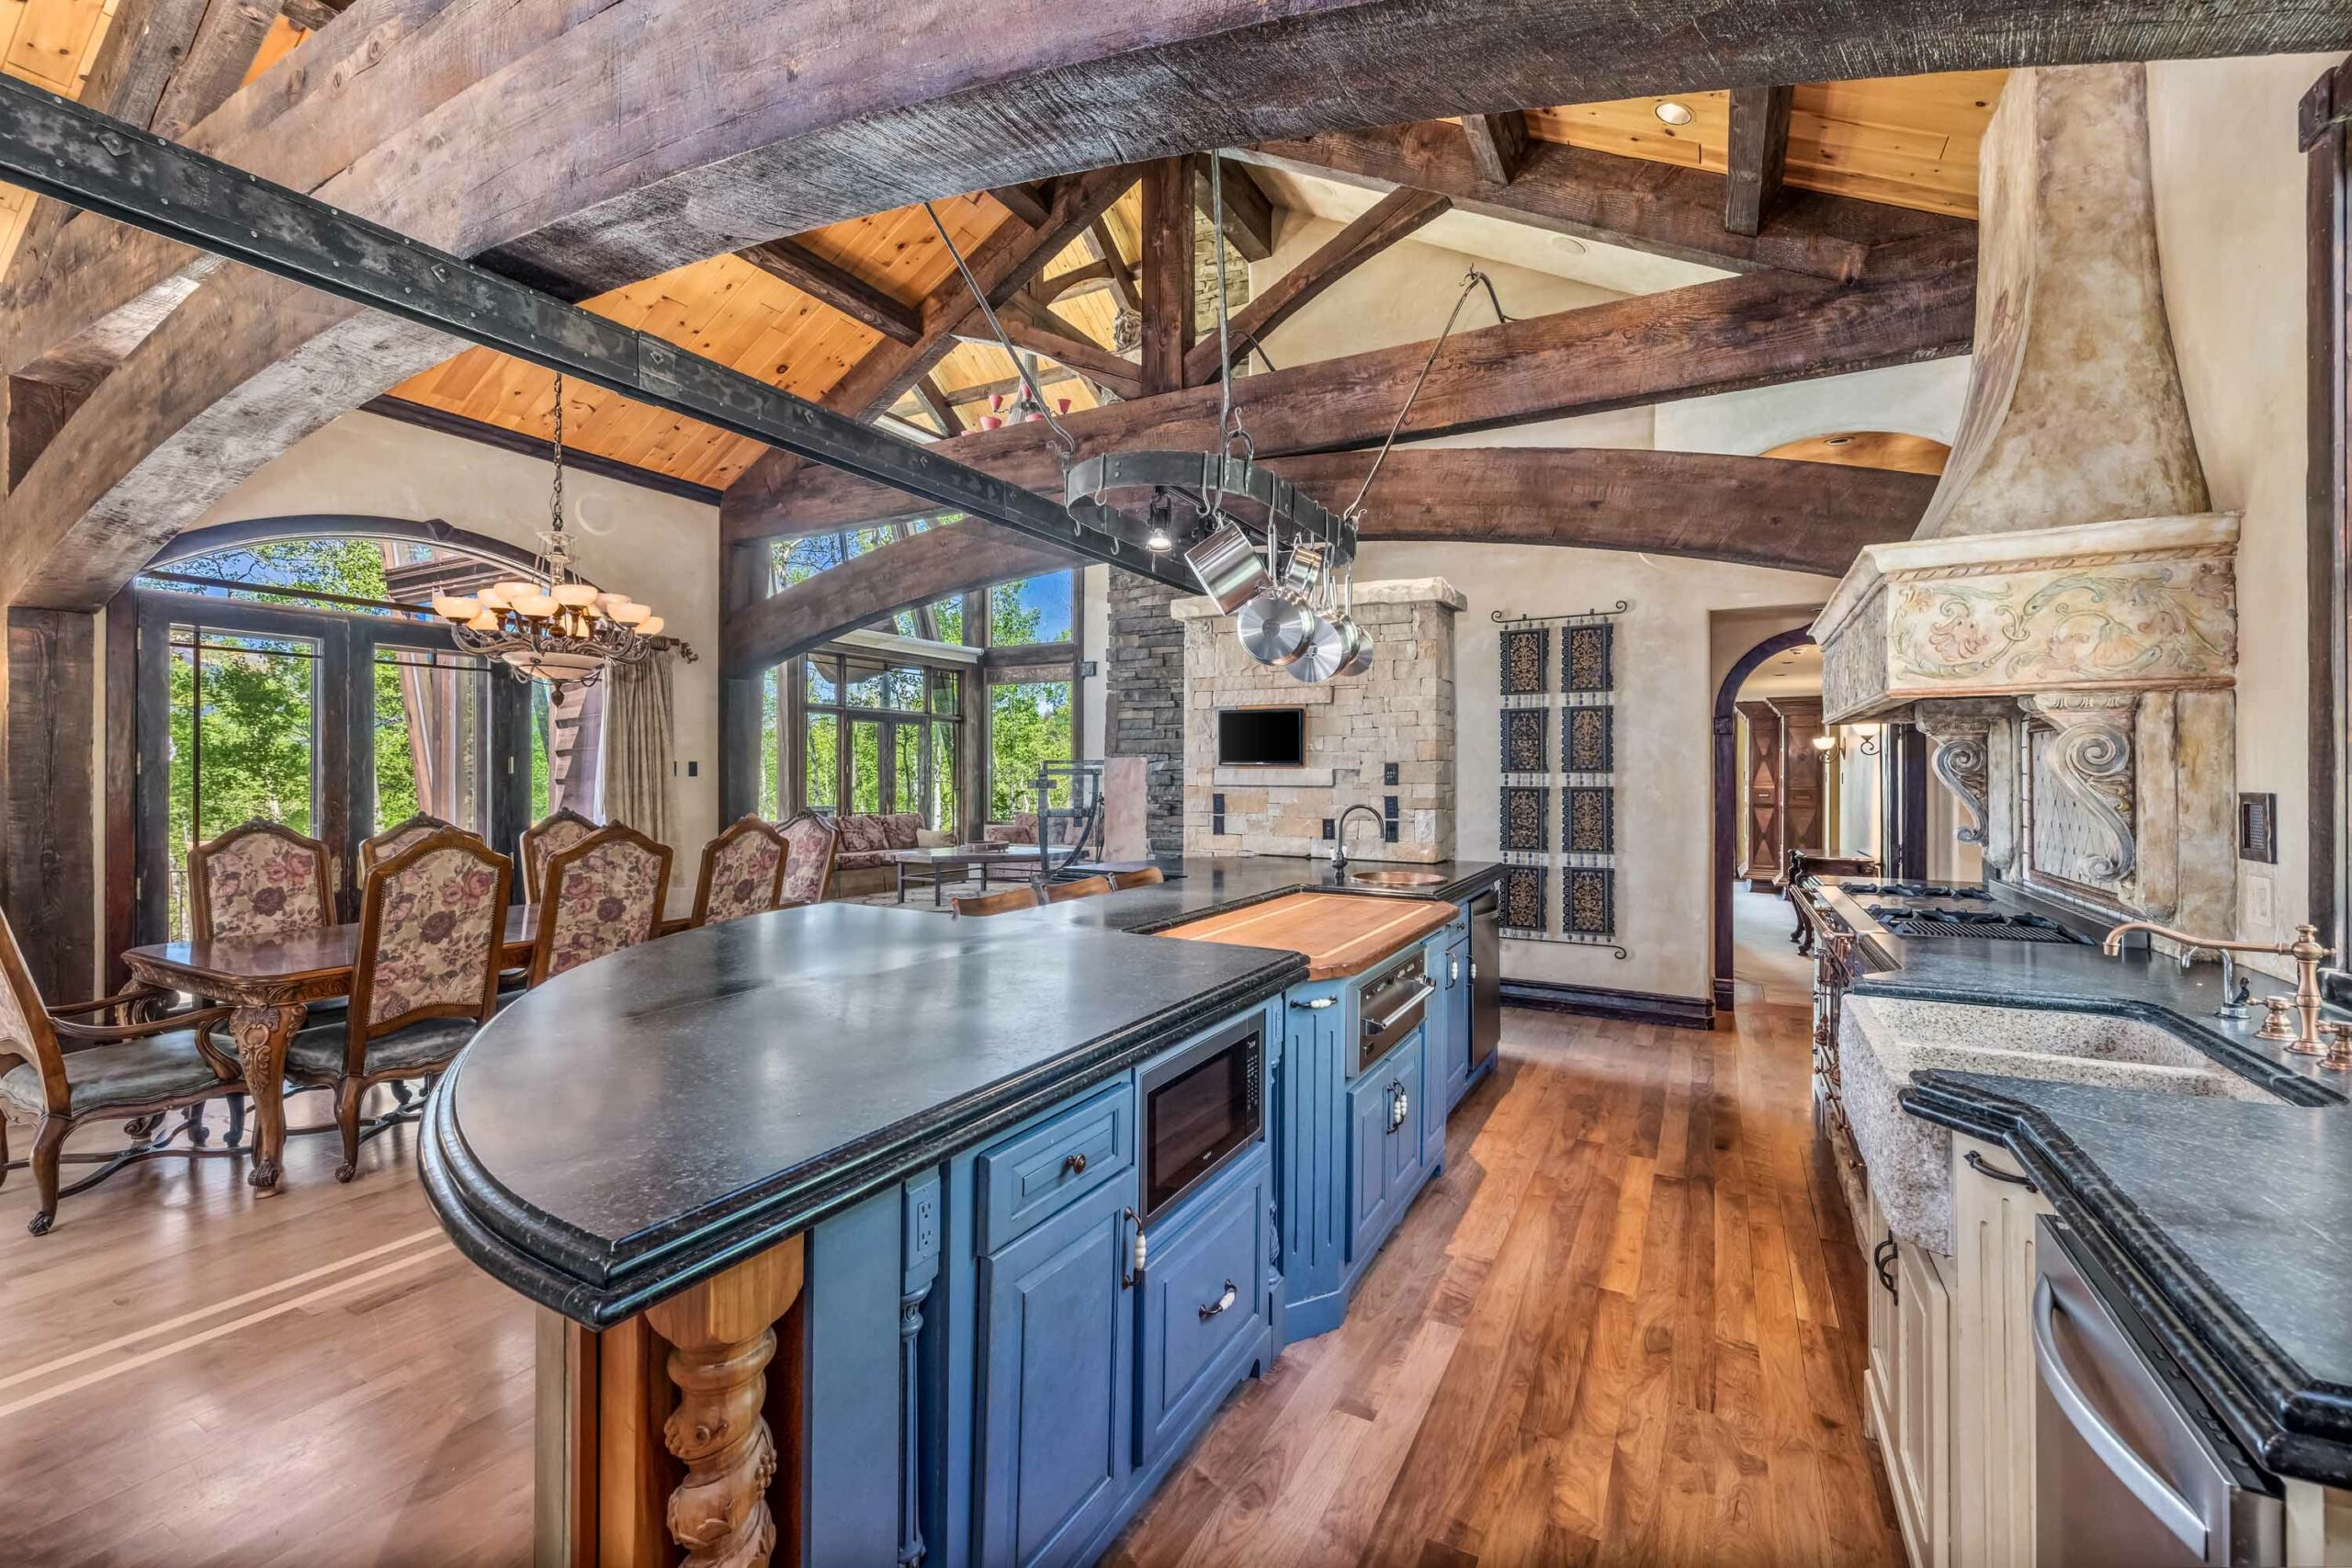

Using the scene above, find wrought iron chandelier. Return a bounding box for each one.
[427,375,665,691]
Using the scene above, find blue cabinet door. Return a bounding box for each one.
[1346,1068,1392,1265]
[974,1180,1134,1568]
[1136,1155,1272,1465]
[1384,1037,1425,1200]
[1440,930,1474,1112]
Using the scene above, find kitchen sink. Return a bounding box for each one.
[1838,994,2281,1252]
[1346,869,1449,888]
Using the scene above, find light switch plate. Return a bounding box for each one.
[2245,867,2276,936]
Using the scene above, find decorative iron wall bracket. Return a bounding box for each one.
[0,75,1196,593]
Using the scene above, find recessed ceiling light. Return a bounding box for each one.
[1823,434,1855,447]
[1653,100,1695,127]
[1549,234,1588,255]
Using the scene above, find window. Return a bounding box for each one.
[775,652,963,827]
[989,572,1074,644]
[989,680,1074,818]
[132,526,539,942]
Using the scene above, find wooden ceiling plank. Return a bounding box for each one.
[1183,185,1450,385]
[1193,154,1274,261]
[1138,155,1193,394]
[1724,84,1793,235]
[1460,111,1532,185]
[1237,120,1964,284]
[726,231,1975,542]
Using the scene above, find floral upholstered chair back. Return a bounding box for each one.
[778,814,839,906]
[529,825,673,985]
[359,811,459,876]
[189,819,333,943]
[694,818,787,927]
[349,830,512,1044]
[520,807,600,901]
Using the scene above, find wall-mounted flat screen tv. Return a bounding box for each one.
[1217,707,1306,767]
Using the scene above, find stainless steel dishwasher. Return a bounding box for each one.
[2034,1216,2282,1565]
[1467,888,1499,1070]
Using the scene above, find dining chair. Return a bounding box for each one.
[281,829,512,1182]
[187,818,333,942]
[692,817,789,927]
[952,885,1042,917]
[1109,866,1167,890]
[1043,874,1114,903]
[527,824,674,986]
[0,909,244,1234]
[358,810,460,875]
[778,813,840,906]
[519,806,602,902]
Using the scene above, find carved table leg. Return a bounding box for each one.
[229,1002,304,1189]
[644,1238,806,1568]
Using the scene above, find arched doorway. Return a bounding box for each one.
[1711,626,1815,1013]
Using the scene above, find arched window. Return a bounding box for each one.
[130,518,563,938]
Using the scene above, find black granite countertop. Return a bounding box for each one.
[1905,1072,2352,1486]
[423,902,1305,1327]
[1034,854,1504,935]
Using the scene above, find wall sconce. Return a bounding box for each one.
[1854,723,1883,757]
[1812,733,1836,751]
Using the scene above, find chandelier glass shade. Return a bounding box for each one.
[427,375,662,691]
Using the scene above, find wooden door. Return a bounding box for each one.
[1771,695,1826,857]
[974,1180,1135,1568]
[1737,698,1784,878]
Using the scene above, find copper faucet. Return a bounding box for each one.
[2101,920,2335,1055]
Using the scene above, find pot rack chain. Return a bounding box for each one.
[922,197,1081,471]
[1344,267,1506,524]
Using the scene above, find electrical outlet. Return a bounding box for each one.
[2245,868,2276,937]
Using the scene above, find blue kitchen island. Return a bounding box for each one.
[422,861,1500,1567]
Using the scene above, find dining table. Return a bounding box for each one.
[121,904,539,1190]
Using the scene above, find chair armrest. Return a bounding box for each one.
[47,982,172,1021]
[51,1003,237,1044]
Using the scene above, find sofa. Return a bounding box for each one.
[827,811,952,897]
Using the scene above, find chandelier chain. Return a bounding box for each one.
[548,373,566,543]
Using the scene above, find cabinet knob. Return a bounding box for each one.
[1062,1151,1088,1177]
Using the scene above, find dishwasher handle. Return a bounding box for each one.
[2032,1277,2209,1560]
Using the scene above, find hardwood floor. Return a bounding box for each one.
[1105,893,1901,1566]
[0,893,1894,1565]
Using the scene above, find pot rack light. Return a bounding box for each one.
[933,158,1504,682]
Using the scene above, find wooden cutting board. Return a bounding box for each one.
[1159,892,1456,980]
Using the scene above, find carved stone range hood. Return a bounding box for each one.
[1813,63,2238,929]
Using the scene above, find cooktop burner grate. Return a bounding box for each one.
[1864,906,2081,943]
[1835,881,1993,901]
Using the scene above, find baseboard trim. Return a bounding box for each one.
[1500,978,1715,1031]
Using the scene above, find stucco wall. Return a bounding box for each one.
[190,410,724,865]
[2147,54,2335,964]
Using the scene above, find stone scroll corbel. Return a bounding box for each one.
[2024,693,2139,884]
[1914,704,1994,849]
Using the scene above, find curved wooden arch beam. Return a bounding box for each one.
[5,0,2345,606]
[719,447,1932,675]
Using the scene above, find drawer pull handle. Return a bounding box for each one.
[1964,1149,2039,1193]
[1122,1208,1145,1289]
[1062,1151,1088,1177]
[1199,1280,1238,1321]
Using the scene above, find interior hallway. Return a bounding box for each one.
[0,888,1889,1565]
[1109,887,1897,1565]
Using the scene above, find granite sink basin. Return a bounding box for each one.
[1840,994,2280,1251]
[1346,869,1449,888]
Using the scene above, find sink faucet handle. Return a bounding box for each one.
[2258,996,2300,1043]
[2322,1022,2352,1072]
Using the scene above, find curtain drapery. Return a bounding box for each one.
[598,655,674,844]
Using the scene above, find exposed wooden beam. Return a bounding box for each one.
[979,303,1140,400]
[721,446,1931,673]
[1184,186,1450,385]
[735,238,922,344]
[1087,220,1140,313]
[1194,154,1274,262]
[1138,157,1193,395]
[725,233,1975,541]
[1237,120,1966,282]
[149,0,285,143]
[1026,258,1114,306]
[725,525,1083,671]
[936,365,1090,409]
[911,375,959,435]
[988,181,1055,228]
[1725,85,1795,237]
[280,0,352,29]
[726,164,1142,521]
[1459,112,1532,186]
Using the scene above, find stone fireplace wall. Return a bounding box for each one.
[1106,570,1186,855]
[1175,580,1463,862]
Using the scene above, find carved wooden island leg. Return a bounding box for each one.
[228,1000,304,1189]
[536,1236,806,1568]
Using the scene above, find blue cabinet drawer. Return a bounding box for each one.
[1136,1156,1272,1465]
[976,1079,1135,1253]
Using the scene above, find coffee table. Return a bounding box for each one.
[888,845,1044,906]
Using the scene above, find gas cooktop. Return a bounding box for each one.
[1862,904,2082,944]
[1830,880,1993,901]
